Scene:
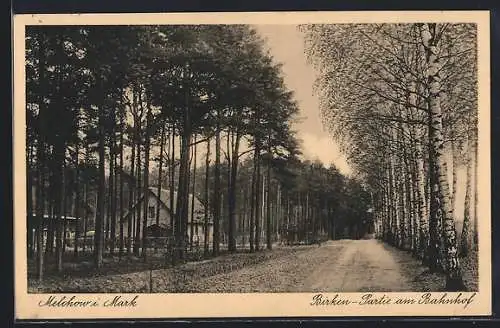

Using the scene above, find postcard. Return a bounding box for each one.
[13,10,491,319]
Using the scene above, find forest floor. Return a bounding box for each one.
[28,239,478,293]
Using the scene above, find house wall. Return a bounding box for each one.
[121,194,172,238]
[121,194,214,245]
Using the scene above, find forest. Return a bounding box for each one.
[26,25,371,282]
[301,23,479,291]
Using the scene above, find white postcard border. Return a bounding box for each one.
[13,10,492,319]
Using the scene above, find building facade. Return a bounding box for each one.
[121,187,214,247]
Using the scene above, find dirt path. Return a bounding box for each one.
[182,239,416,293]
[301,239,412,292]
[31,239,455,293]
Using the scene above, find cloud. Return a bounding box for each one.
[298,132,351,175]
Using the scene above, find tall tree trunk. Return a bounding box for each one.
[35,140,46,281]
[401,127,413,250]
[401,122,415,251]
[226,132,232,249]
[212,122,221,256]
[254,146,261,251]
[473,135,478,247]
[175,85,192,262]
[156,123,166,227]
[275,184,281,243]
[170,125,176,231]
[62,181,69,256]
[409,143,421,256]
[186,140,194,250]
[119,112,125,257]
[241,177,248,248]
[426,106,442,271]
[175,131,191,261]
[389,151,399,246]
[460,144,473,257]
[82,181,88,254]
[35,32,47,280]
[82,145,89,254]
[113,137,119,255]
[249,150,256,252]
[142,109,152,259]
[109,133,116,255]
[127,122,136,255]
[55,147,65,273]
[385,168,392,243]
[92,191,97,253]
[222,193,226,245]
[420,23,465,290]
[27,145,34,258]
[266,159,272,250]
[73,140,80,258]
[190,135,197,250]
[409,163,418,252]
[295,200,300,237]
[399,159,408,249]
[227,132,241,253]
[450,138,458,219]
[203,138,210,256]
[45,197,55,254]
[95,106,106,269]
[261,174,266,243]
[106,168,111,248]
[416,143,429,261]
[134,130,142,256]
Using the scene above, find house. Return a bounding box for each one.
[27,188,97,244]
[121,187,213,246]
[27,214,80,251]
[28,213,80,232]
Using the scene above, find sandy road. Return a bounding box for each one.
[30,238,443,293]
[184,239,414,293]
[300,239,412,292]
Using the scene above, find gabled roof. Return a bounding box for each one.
[121,187,211,223]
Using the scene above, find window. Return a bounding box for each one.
[148,206,155,219]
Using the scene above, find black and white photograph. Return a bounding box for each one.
[13,11,491,319]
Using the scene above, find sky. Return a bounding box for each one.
[144,25,351,177]
[254,25,351,176]
[252,25,470,223]
[117,24,470,223]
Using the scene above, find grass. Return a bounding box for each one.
[27,245,312,293]
[382,243,479,292]
[27,242,479,293]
